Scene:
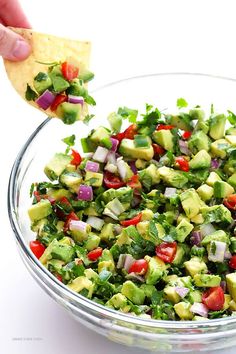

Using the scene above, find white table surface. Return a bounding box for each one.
[1,1,236,353]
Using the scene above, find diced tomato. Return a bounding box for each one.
[33,191,42,202]
[223,194,236,210]
[63,211,79,233]
[175,156,190,172]
[50,94,67,112]
[103,171,125,189]
[121,213,142,227]
[123,124,137,139]
[202,286,225,311]
[152,143,165,155]
[128,259,148,275]
[87,247,103,261]
[155,242,177,263]
[70,149,82,166]
[182,130,192,140]
[29,240,46,259]
[56,274,63,282]
[127,175,142,189]
[156,124,175,131]
[229,255,236,269]
[55,197,73,220]
[61,61,79,81]
[111,132,125,143]
[33,191,54,203]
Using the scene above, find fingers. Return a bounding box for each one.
[0,24,31,61]
[0,0,31,28]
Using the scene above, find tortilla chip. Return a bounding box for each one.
[4,27,91,119]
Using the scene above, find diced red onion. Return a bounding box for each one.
[86,216,104,231]
[129,161,138,175]
[190,231,202,246]
[131,195,141,207]
[190,302,208,318]
[85,160,99,172]
[175,286,189,298]
[93,146,109,163]
[114,224,123,235]
[78,184,93,201]
[220,280,226,293]
[126,272,145,283]
[117,254,127,269]
[68,95,84,105]
[69,220,88,233]
[224,249,232,260]
[164,187,177,198]
[200,223,216,237]
[106,151,117,165]
[179,140,191,155]
[211,158,220,169]
[110,138,119,152]
[117,158,131,181]
[123,254,135,272]
[36,90,55,110]
[208,241,226,263]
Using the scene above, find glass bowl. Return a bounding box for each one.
[8,73,236,352]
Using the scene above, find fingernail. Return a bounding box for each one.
[12,39,31,60]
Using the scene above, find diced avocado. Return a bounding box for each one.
[28,199,52,222]
[102,186,133,204]
[59,171,82,192]
[39,239,58,265]
[226,127,236,135]
[68,276,94,298]
[70,222,91,243]
[119,138,154,161]
[213,181,234,198]
[135,159,147,169]
[51,243,75,263]
[197,184,214,201]
[188,131,210,154]
[89,126,112,149]
[228,173,236,190]
[83,202,100,217]
[201,205,233,226]
[121,281,146,305]
[226,273,236,302]
[206,172,222,186]
[201,230,229,245]
[140,284,157,299]
[141,209,154,221]
[107,112,122,133]
[79,68,94,82]
[49,65,70,92]
[31,218,49,236]
[177,214,189,224]
[163,211,176,224]
[44,153,72,181]
[144,256,167,285]
[211,139,230,159]
[138,164,160,186]
[164,274,178,284]
[65,164,76,172]
[225,135,236,146]
[115,230,132,246]
[189,150,211,170]
[164,286,181,303]
[84,233,100,251]
[98,249,115,273]
[100,223,115,243]
[152,130,174,151]
[85,171,103,187]
[174,302,194,320]
[209,113,226,140]
[33,72,52,94]
[191,214,204,224]
[56,102,82,125]
[47,188,72,201]
[47,259,64,273]
[194,274,221,287]
[224,150,236,175]
[168,114,192,130]
[158,166,188,188]
[136,221,149,237]
[66,78,87,96]
[84,268,99,281]
[229,300,236,311]
[172,245,186,266]
[223,294,232,310]
[104,198,125,219]
[176,219,194,242]
[180,189,202,219]
[188,290,202,303]
[189,108,205,121]
[106,293,128,310]
[184,257,208,277]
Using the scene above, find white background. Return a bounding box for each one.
[1,1,236,353]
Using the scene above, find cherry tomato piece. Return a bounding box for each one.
[223,194,236,210]
[61,61,79,81]
[175,156,190,172]
[156,124,175,131]
[87,247,103,261]
[128,259,148,275]
[182,130,192,140]
[29,240,46,259]
[202,286,225,311]
[155,242,177,263]
[127,175,142,189]
[152,143,165,155]
[103,171,125,189]
[71,149,82,166]
[63,211,79,233]
[229,255,236,269]
[121,213,142,227]
[50,94,67,112]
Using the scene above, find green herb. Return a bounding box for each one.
[227,110,236,125]
[211,241,217,255]
[25,84,38,101]
[118,106,138,123]
[85,177,99,186]
[29,183,35,198]
[137,106,161,134]
[177,97,188,109]
[134,135,150,148]
[148,220,159,244]
[34,72,48,82]
[208,309,226,319]
[62,134,76,147]
[83,114,95,125]
[211,103,214,114]
[36,60,59,66]
[85,95,96,106]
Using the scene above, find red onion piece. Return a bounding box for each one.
[126,272,145,283]
[86,216,104,230]
[179,140,191,155]
[36,90,55,110]
[220,280,226,293]
[113,224,123,235]
[78,184,93,201]
[200,223,216,237]
[68,95,84,105]
[110,138,119,152]
[117,254,127,269]
[85,160,99,172]
[164,187,177,198]
[211,158,220,169]
[123,254,135,272]
[190,302,208,317]
[208,241,226,263]
[93,146,109,163]
[106,151,117,165]
[190,231,202,246]
[129,161,138,175]
[224,249,232,260]
[69,220,88,233]
[175,286,189,298]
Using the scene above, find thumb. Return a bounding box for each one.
[0,24,31,61]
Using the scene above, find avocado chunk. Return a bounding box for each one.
[228,173,236,190]
[180,189,203,219]
[200,205,233,226]
[51,243,75,263]
[224,149,236,175]
[106,293,129,310]
[197,184,214,201]
[164,286,181,303]
[47,188,72,201]
[189,108,205,121]
[225,135,236,146]
[188,131,210,154]
[59,171,82,192]
[168,114,192,130]
[33,72,52,94]
[152,130,174,151]
[89,126,112,149]
[184,257,208,277]
[158,166,188,188]
[121,281,146,305]
[84,233,100,251]
[85,171,103,187]
[211,139,230,159]
[189,150,211,170]
[188,290,202,303]
[98,249,115,273]
[226,273,236,302]
[79,68,94,82]
[206,171,222,186]
[209,113,226,140]
[213,181,234,198]
[44,153,72,181]
[174,302,194,320]
[70,221,91,242]
[138,164,160,187]
[201,230,229,245]
[172,244,186,265]
[49,65,70,92]
[144,256,167,285]
[176,219,194,243]
[56,102,82,124]
[119,138,154,161]
[68,276,94,298]
[193,273,221,287]
[28,199,52,222]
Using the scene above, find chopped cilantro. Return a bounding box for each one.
[83,114,95,125]
[25,84,38,101]
[227,110,236,125]
[117,106,138,123]
[177,97,188,109]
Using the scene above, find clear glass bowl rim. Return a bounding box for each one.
[8,72,236,333]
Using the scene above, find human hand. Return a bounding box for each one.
[0,0,31,61]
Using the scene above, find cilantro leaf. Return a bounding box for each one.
[148,220,159,244]
[62,135,75,154]
[83,114,95,125]
[34,72,48,82]
[137,106,162,134]
[227,110,236,125]
[25,84,38,101]
[117,106,138,123]
[177,97,188,109]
